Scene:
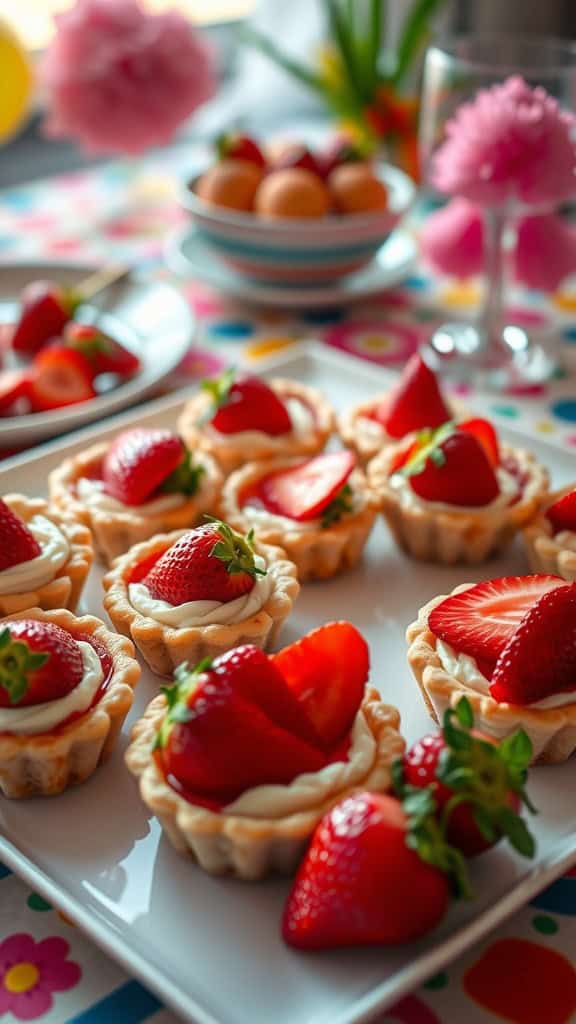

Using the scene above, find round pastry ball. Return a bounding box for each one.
[195,159,263,212]
[255,168,330,219]
[329,164,389,214]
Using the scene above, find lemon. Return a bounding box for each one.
[0,19,32,141]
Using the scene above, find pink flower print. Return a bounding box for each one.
[0,933,81,1020]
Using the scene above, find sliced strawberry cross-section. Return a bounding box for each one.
[0,498,41,571]
[372,353,451,438]
[29,346,96,412]
[258,450,355,522]
[202,369,292,436]
[546,489,576,534]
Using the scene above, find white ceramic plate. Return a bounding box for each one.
[0,262,194,446]
[165,227,416,308]
[1,344,575,1024]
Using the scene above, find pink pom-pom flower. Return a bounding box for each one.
[432,76,576,208]
[514,213,576,291]
[41,0,216,155]
[420,198,484,277]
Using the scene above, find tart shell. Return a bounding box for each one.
[338,395,467,465]
[368,443,548,565]
[523,485,576,581]
[103,533,300,677]
[0,494,93,614]
[406,587,576,765]
[0,607,140,798]
[177,378,335,476]
[48,443,223,566]
[125,686,405,880]
[219,459,378,582]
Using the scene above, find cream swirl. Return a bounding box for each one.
[0,641,104,735]
[224,708,375,818]
[207,397,315,445]
[0,515,70,595]
[128,555,275,627]
[77,477,184,516]
[389,466,519,514]
[436,638,576,710]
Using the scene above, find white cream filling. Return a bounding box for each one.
[224,707,375,818]
[389,466,519,514]
[436,638,576,710]
[77,477,185,516]
[0,515,70,595]
[554,529,576,554]
[207,397,315,446]
[0,641,104,735]
[128,555,275,627]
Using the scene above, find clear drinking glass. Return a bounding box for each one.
[419,35,576,389]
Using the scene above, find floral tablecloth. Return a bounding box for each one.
[0,146,575,1024]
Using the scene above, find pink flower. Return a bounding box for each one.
[514,213,576,291]
[432,76,576,207]
[420,199,484,277]
[41,0,215,155]
[0,933,81,1020]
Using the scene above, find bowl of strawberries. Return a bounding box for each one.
[181,133,415,285]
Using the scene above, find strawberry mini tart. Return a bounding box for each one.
[407,574,576,764]
[219,450,377,581]
[49,427,222,565]
[523,485,576,582]
[177,370,335,476]
[103,519,299,676]
[0,495,92,614]
[339,354,460,465]
[0,608,139,798]
[368,418,548,564]
[125,622,405,879]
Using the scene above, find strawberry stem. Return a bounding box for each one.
[321,483,354,528]
[400,421,455,478]
[154,658,214,750]
[204,516,267,578]
[160,448,205,497]
[0,627,48,705]
[200,368,236,422]
[402,785,472,899]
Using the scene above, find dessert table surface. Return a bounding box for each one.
[0,145,575,1024]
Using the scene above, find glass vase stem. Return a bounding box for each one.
[478,207,506,357]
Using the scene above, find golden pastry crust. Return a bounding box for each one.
[0,607,140,798]
[0,494,93,614]
[219,458,378,582]
[48,443,223,566]
[368,443,548,564]
[125,685,405,879]
[338,396,467,465]
[177,378,335,476]
[103,532,300,677]
[523,485,576,581]
[406,586,576,765]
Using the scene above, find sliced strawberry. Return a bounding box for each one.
[143,520,264,605]
[63,322,141,379]
[272,621,369,749]
[258,450,355,522]
[490,583,576,705]
[216,132,266,168]
[0,368,31,414]
[402,426,499,507]
[546,489,576,533]
[373,354,451,438]
[11,280,75,355]
[429,575,568,667]
[0,498,41,569]
[458,417,499,467]
[203,369,292,436]
[29,346,95,411]
[0,619,84,708]
[102,429,199,506]
[156,647,326,800]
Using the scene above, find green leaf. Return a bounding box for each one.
[498,807,536,859]
[454,696,474,730]
[500,729,533,770]
[391,757,406,798]
[241,26,333,98]
[392,0,447,90]
[321,484,353,529]
[326,0,363,100]
[472,805,497,843]
[160,449,204,498]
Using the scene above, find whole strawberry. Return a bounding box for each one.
[374,353,450,438]
[0,498,41,570]
[546,488,576,533]
[12,280,77,355]
[216,132,266,168]
[63,323,141,379]
[143,519,266,606]
[396,421,500,507]
[102,429,203,506]
[0,619,84,707]
[397,698,536,858]
[202,369,292,436]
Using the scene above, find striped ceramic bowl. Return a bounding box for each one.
[180,163,415,286]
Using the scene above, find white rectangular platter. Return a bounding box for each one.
[1,344,575,1024]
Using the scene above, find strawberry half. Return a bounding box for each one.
[272,621,369,749]
[29,346,96,411]
[398,423,500,507]
[63,323,141,379]
[458,417,499,467]
[546,489,576,533]
[102,429,203,506]
[429,575,568,668]
[202,369,292,436]
[0,498,41,570]
[282,792,453,949]
[0,369,31,415]
[216,132,266,168]
[257,450,355,523]
[11,279,77,355]
[399,697,536,858]
[373,354,451,438]
[155,647,326,800]
[0,619,84,707]
[490,582,576,705]
[142,520,265,605]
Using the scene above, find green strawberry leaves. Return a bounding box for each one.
[200,367,236,422]
[205,516,267,580]
[400,422,455,478]
[321,484,354,529]
[0,627,48,705]
[155,658,214,749]
[160,448,205,497]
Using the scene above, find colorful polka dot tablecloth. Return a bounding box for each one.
[0,148,575,1024]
